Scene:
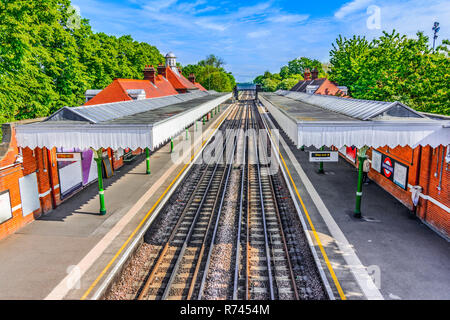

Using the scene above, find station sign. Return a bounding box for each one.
[56,152,81,161]
[372,150,409,190]
[309,151,338,162]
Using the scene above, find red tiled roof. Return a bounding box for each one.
[154,75,179,95]
[193,82,207,91]
[165,67,197,91]
[84,80,132,106]
[84,78,178,106]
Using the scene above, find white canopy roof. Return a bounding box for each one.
[16,93,231,150]
[261,92,450,148]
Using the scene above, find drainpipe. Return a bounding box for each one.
[412,145,422,216]
[438,145,445,191]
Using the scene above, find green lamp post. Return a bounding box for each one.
[354,146,369,218]
[93,148,106,215]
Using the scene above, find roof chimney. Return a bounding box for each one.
[304,68,311,81]
[143,65,156,83]
[311,68,319,80]
[188,73,196,84]
[157,64,166,78]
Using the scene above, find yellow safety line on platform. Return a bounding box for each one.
[265,120,347,300]
[81,106,234,300]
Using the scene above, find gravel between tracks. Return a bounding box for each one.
[104,164,204,300]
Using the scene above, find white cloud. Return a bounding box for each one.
[334,0,373,19]
[268,14,309,23]
[143,0,178,12]
[247,30,271,38]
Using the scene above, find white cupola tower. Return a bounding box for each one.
[165,52,177,69]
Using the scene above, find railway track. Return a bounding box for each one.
[137,104,244,300]
[232,102,299,300]
[107,92,328,301]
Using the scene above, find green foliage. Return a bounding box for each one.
[253,57,325,92]
[0,0,164,123]
[329,30,450,115]
[182,55,236,92]
[287,57,323,76]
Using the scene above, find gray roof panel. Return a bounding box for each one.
[275,90,425,120]
[46,91,211,124]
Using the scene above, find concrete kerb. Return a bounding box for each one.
[89,104,235,300]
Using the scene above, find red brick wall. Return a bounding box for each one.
[415,145,449,236]
[341,144,449,237]
[132,148,143,156]
[112,154,124,170]
[0,165,35,240]
[0,126,40,240]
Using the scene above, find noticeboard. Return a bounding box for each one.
[372,150,382,173]
[102,156,114,178]
[0,190,12,224]
[309,151,338,162]
[373,150,409,190]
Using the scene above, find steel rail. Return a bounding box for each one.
[232,103,249,300]
[245,104,251,300]
[250,101,275,300]
[187,105,245,299]
[255,103,300,300]
[197,103,246,300]
[137,105,240,300]
[161,106,244,300]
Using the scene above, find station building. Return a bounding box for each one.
[261,90,450,238]
[290,68,348,96]
[0,52,218,240]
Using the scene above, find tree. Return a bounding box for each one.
[329,30,450,115]
[276,77,301,91]
[198,54,226,68]
[253,56,327,92]
[287,57,323,76]
[0,0,165,122]
[181,55,236,92]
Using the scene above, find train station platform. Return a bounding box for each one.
[0,104,232,300]
[263,110,450,300]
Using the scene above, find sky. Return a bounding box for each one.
[71,0,450,82]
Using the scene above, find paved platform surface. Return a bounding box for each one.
[264,111,450,300]
[0,106,231,300]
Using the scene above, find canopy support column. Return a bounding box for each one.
[145,147,151,175]
[318,146,324,174]
[95,149,106,215]
[355,146,368,218]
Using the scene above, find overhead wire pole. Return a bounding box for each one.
[432,22,440,51]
